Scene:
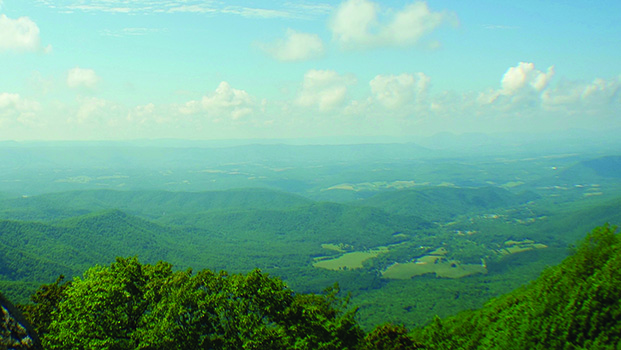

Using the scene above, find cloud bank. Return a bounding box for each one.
[2,62,619,140]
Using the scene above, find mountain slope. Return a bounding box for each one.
[531,155,621,190]
[534,196,621,243]
[415,224,621,349]
[0,188,312,221]
[559,155,621,181]
[0,210,202,302]
[158,202,431,248]
[0,201,430,303]
[358,186,537,221]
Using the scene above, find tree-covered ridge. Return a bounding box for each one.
[414,224,621,350]
[557,155,621,181]
[0,188,312,222]
[0,200,431,300]
[0,211,195,289]
[15,224,621,349]
[357,186,538,221]
[2,186,620,328]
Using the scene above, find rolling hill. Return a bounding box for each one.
[357,186,538,221]
[0,188,312,221]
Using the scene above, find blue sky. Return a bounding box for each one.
[0,0,619,141]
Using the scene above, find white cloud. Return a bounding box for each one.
[500,62,555,95]
[127,103,156,124]
[542,77,620,109]
[482,24,519,30]
[71,96,110,124]
[205,82,247,107]
[0,14,47,52]
[475,63,619,115]
[260,29,324,62]
[580,77,620,104]
[370,73,429,109]
[0,93,20,110]
[284,2,333,16]
[329,0,378,47]
[100,27,167,37]
[181,82,256,120]
[222,6,294,19]
[67,5,132,13]
[37,0,320,19]
[383,2,451,46]
[167,4,217,14]
[478,62,555,106]
[0,93,41,127]
[329,0,455,48]
[296,70,356,111]
[67,67,100,90]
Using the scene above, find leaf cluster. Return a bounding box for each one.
[26,257,365,350]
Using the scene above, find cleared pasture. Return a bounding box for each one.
[381,259,487,279]
[313,247,390,270]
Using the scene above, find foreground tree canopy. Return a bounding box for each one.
[22,257,369,350]
[16,224,621,350]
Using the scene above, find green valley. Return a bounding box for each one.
[0,140,619,344]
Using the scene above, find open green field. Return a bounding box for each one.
[313,246,391,270]
[381,260,487,279]
[381,247,487,280]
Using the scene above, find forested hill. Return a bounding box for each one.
[0,210,193,284]
[157,201,431,247]
[413,224,621,350]
[2,185,620,332]
[533,155,621,188]
[357,186,537,221]
[11,225,621,350]
[0,198,431,304]
[2,186,531,224]
[561,155,621,180]
[0,188,312,221]
[535,196,621,242]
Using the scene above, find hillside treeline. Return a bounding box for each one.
[15,225,621,350]
[413,224,621,350]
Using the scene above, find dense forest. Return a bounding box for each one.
[0,142,620,348]
[2,184,620,330]
[3,224,618,349]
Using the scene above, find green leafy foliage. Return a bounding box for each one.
[19,275,70,337]
[413,224,621,350]
[361,323,423,350]
[34,257,363,350]
[12,224,621,349]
